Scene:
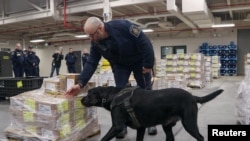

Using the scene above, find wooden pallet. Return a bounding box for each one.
[5,120,101,141]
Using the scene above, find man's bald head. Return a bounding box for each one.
[84,17,103,34]
[16,43,22,50]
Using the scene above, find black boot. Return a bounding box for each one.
[116,127,127,138]
[147,126,157,135]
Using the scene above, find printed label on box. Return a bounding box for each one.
[74,98,83,108]
[23,111,34,122]
[57,101,69,112]
[41,128,55,138]
[67,79,75,91]
[60,124,71,138]
[25,99,36,111]
[11,99,22,110]
[75,120,85,130]
[74,109,85,119]
[39,104,52,115]
[45,83,56,91]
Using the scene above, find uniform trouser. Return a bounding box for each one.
[25,66,34,76]
[67,65,76,73]
[112,64,152,133]
[113,65,152,90]
[13,65,24,77]
[50,65,60,77]
[35,66,40,77]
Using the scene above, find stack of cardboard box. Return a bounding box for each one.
[212,56,221,78]
[5,74,99,141]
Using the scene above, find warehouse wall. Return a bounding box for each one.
[151,29,237,58]
[36,42,91,77]
[0,29,237,77]
[237,29,250,75]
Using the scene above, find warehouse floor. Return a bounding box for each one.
[0,76,243,141]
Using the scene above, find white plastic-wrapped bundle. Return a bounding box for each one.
[4,76,100,141]
[236,70,250,125]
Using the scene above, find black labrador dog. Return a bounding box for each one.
[81,86,223,141]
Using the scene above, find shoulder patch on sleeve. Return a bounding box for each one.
[130,25,141,37]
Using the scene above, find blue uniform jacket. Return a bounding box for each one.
[26,51,36,67]
[11,49,24,66]
[78,19,155,86]
[65,53,77,66]
[82,53,89,66]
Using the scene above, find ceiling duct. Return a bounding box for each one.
[158,21,175,29]
[182,0,214,28]
[167,0,198,31]
[53,32,76,37]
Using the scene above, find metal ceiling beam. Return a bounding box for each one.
[65,0,162,14]
[227,0,233,19]
[0,10,52,25]
[133,5,148,13]
[1,0,5,18]
[110,0,162,7]
[112,10,124,16]
[0,0,53,25]
[129,13,173,20]
[211,5,250,12]
[24,0,44,11]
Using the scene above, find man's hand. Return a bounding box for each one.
[142,67,152,74]
[65,84,81,98]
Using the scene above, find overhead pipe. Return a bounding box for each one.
[209,2,250,9]
[63,0,82,32]
[64,0,67,27]
[210,2,250,12]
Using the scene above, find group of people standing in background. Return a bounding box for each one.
[11,43,40,78]
[50,47,89,77]
[11,42,89,78]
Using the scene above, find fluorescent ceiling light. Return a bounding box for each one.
[29,39,45,43]
[211,23,235,28]
[142,29,154,33]
[74,34,89,38]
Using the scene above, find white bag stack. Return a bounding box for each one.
[236,55,250,124]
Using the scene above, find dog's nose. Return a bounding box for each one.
[81,97,87,104]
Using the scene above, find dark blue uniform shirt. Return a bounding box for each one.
[79,20,154,86]
[65,53,77,66]
[11,49,24,66]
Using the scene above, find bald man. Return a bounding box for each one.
[66,17,156,138]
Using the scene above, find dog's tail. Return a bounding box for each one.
[194,89,224,104]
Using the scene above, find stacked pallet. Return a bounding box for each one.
[4,74,99,141]
[204,56,213,82]
[165,53,206,88]
[212,56,221,78]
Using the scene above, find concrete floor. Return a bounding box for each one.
[0,76,243,141]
